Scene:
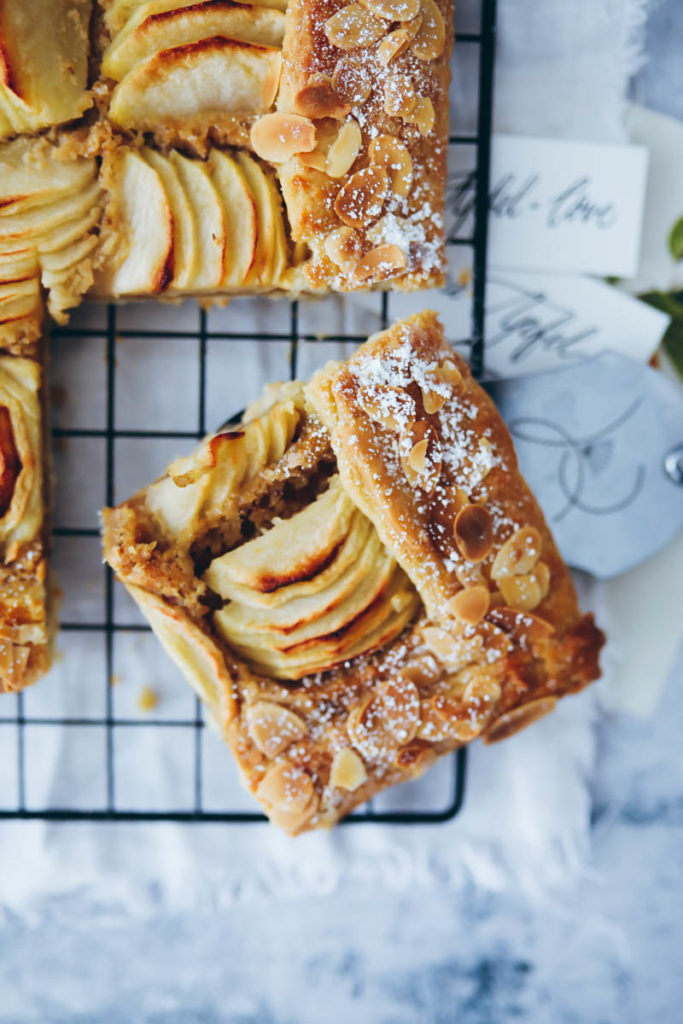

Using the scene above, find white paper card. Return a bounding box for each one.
[480,271,669,379]
[485,135,649,277]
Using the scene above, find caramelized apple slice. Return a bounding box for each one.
[142,147,198,291]
[169,150,226,291]
[103,1,286,80]
[208,149,257,288]
[35,202,102,256]
[109,37,282,130]
[0,140,96,216]
[99,150,174,296]
[235,153,288,287]
[234,151,274,287]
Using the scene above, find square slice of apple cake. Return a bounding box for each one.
[102,312,604,832]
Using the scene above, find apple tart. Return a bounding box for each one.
[102,312,604,832]
[0,350,50,693]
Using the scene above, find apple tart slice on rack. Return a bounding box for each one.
[102,311,604,833]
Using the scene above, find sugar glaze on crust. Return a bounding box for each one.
[102,312,605,833]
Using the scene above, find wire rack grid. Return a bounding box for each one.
[0,0,497,824]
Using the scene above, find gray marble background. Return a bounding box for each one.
[2,3,683,1021]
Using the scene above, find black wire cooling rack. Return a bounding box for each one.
[0,0,496,824]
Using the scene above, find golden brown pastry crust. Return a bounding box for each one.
[102,313,604,833]
[272,0,452,291]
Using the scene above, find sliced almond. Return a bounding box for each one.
[359,382,415,432]
[407,95,435,135]
[417,694,470,742]
[447,584,490,625]
[453,503,494,563]
[332,56,373,105]
[421,386,446,414]
[488,606,555,647]
[394,741,437,775]
[245,701,307,759]
[498,572,543,612]
[368,134,413,197]
[256,762,315,814]
[491,526,542,581]
[377,676,421,744]
[250,113,316,163]
[455,561,484,589]
[295,74,351,119]
[334,165,389,228]
[352,243,406,283]
[324,4,386,50]
[410,0,446,60]
[325,119,362,178]
[436,358,463,386]
[346,676,420,759]
[399,420,442,492]
[299,149,328,172]
[378,17,422,64]
[330,747,367,791]
[461,669,502,708]
[359,0,420,20]
[324,225,365,269]
[535,560,551,599]
[383,74,416,118]
[422,626,458,664]
[485,697,558,744]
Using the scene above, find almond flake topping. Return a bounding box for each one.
[447,583,490,626]
[326,119,363,178]
[330,747,367,790]
[378,17,422,64]
[399,420,442,492]
[383,74,416,117]
[324,225,365,268]
[295,74,351,119]
[332,56,373,105]
[491,526,542,580]
[453,503,494,562]
[324,4,386,50]
[352,243,407,282]
[334,165,389,228]
[406,95,435,135]
[368,135,413,197]
[256,762,315,814]
[410,0,446,60]
[498,571,544,612]
[250,113,316,163]
[245,701,307,758]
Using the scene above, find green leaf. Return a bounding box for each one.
[662,319,683,380]
[668,216,683,261]
[640,290,683,320]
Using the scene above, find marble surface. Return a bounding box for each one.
[2,4,683,1022]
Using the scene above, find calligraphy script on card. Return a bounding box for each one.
[481,272,669,379]
[447,135,649,277]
